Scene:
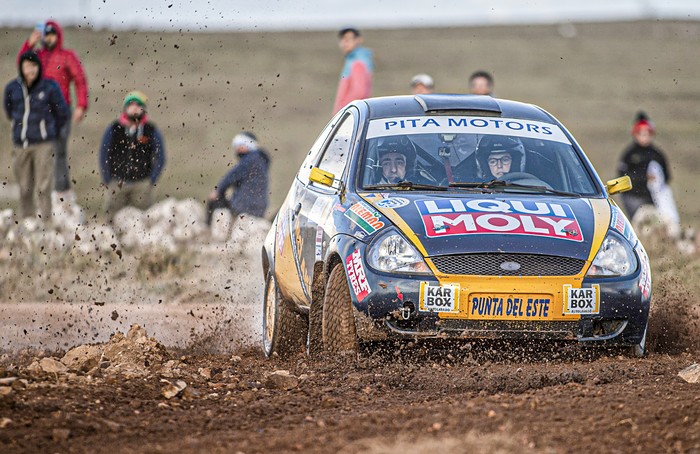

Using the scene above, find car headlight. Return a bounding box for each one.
[586,231,637,277]
[367,229,432,275]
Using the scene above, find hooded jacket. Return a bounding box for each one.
[618,141,670,203]
[216,147,270,217]
[18,21,88,110]
[4,51,69,147]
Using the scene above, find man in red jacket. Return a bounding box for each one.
[19,20,88,199]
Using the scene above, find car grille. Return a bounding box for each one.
[430,253,586,276]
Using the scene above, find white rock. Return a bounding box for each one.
[678,363,700,383]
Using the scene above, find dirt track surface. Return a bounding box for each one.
[0,340,699,454]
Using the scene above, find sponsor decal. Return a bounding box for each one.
[610,205,638,245]
[366,116,571,144]
[563,284,600,315]
[333,203,347,213]
[314,225,324,261]
[636,245,651,298]
[415,199,584,242]
[346,249,371,302]
[469,294,551,320]
[375,197,410,209]
[419,282,460,313]
[308,197,331,223]
[345,201,385,235]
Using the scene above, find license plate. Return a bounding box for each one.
[468,294,552,320]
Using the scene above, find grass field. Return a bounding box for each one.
[1,20,700,223]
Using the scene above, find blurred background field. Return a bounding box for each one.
[1,20,699,223]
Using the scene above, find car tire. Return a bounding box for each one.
[322,264,359,354]
[628,324,648,358]
[262,272,306,359]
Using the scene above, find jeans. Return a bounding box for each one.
[54,118,72,192]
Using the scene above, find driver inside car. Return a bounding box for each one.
[375,137,416,184]
[475,135,526,180]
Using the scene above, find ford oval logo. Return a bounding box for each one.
[500,261,521,272]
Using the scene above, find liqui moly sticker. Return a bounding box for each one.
[346,249,371,302]
[563,284,600,315]
[415,199,584,242]
[419,282,460,313]
[344,201,385,235]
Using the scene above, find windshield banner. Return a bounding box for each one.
[366,116,570,144]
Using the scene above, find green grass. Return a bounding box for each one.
[2,21,699,223]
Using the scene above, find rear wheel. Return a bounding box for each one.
[322,264,359,354]
[262,272,306,358]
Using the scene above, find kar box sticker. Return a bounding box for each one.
[346,249,371,302]
[345,201,385,235]
[415,199,584,242]
[419,282,460,313]
[563,284,600,315]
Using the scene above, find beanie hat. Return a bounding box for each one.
[232,131,258,150]
[631,111,655,135]
[123,91,148,109]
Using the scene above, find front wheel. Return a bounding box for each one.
[322,264,359,354]
[262,272,306,358]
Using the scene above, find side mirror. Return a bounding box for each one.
[606,176,632,195]
[309,167,335,187]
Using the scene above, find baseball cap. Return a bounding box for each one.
[410,73,434,88]
[44,24,57,35]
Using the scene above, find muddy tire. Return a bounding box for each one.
[262,272,307,359]
[628,324,648,358]
[322,264,359,354]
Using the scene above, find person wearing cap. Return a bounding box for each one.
[410,74,435,95]
[206,132,270,225]
[333,27,374,114]
[4,51,69,221]
[617,111,676,223]
[468,70,494,96]
[375,137,416,184]
[474,135,526,180]
[99,91,166,222]
[19,20,89,199]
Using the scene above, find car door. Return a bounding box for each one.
[292,110,357,305]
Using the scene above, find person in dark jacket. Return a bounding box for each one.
[617,111,672,218]
[206,132,270,225]
[19,20,89,196]
[4,50,69,221]
[99,91,166,221]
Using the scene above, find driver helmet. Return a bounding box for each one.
[375,136,416,180]
[475,135,525,179]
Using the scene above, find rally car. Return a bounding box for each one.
[261,94,651,358]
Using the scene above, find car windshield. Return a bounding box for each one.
[360,115,599,196]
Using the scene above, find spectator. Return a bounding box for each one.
[99,91,165,222]
[19,21,88,199]
[410,74,434,95]
[4,51,69,221]
[207,132,270,225]
[618,111,680,236]
[333,27,374,114]
[468,70,494,96]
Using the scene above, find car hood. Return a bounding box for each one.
[360,192,611,261]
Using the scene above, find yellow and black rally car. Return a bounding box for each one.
[262,94,651,358]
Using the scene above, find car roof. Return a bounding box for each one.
[360,94,556,124]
